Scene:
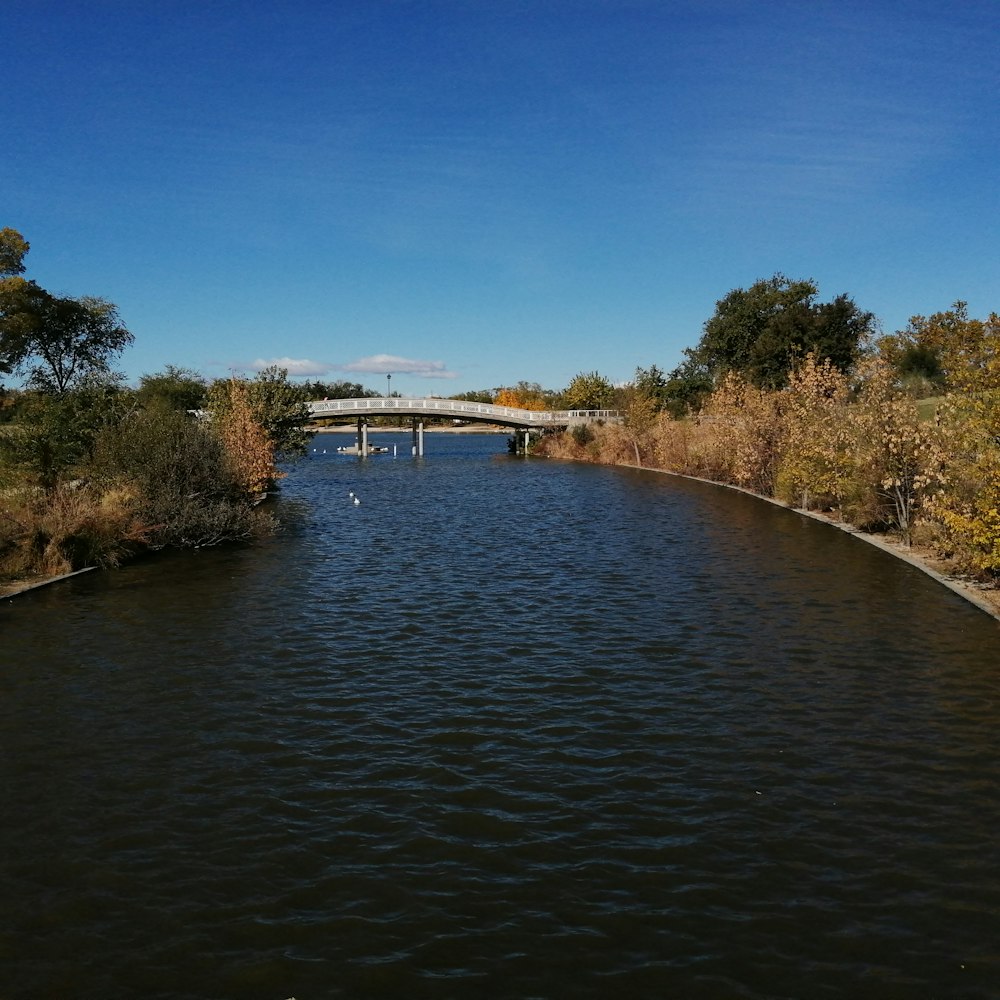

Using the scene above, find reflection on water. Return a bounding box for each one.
[2,434,998,999]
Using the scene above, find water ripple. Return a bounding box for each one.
[2,437,999,998]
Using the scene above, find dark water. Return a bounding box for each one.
[2,432,999,1000]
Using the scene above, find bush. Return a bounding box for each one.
[0,483,146,581]
[91,409,275,550]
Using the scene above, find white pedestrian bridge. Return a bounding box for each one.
[307,397,620,429]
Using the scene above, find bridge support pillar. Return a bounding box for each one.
[357,418,369,457]
[512,427,531,455]
[410,419,424,457]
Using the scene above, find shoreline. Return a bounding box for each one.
[7,452,998,621]
[3,428,508,600]
[1,566,97,602]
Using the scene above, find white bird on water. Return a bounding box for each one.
[353,496,361,505]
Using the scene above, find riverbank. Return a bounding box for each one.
[2,429,507,600]
[1,566,96,601]
[7,447,997,621]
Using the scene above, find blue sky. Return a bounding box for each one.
[4,0,997,395]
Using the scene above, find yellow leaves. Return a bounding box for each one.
[695,371,784,492]
[494,387,545,410]
[773,355,851,509]
[215,379,281,497]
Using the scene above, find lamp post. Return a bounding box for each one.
[386,373,391,398]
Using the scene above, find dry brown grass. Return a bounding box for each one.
[0,484,148,587]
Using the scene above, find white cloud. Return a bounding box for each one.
[340,354,458,379]
[248,357,331,376]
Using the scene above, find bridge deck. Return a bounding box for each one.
[307,398,619,428]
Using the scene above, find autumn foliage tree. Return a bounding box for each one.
[847,358,945,537]
[213,378,281,496]
[694,371,785,493]
[922,311,1000,571]
[493,382,548,409]
[207,366,310,459]
[774,356,851,512]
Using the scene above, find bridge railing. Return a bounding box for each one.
[306,398,620,426]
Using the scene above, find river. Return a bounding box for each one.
[2,432,998,999]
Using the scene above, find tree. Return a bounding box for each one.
[847,357,945,538]
[774,355,852,512]
[91,406,274,551]
[0,373,134,490]
[213,378,281,496]
[137,365,207,412]
[206,366,310,459]
[0,230,133,394]
[880,301,992,392]
[0,228,29,277]
[696,371,785,494]
[560,371,615,410]
[921,308,1000,573]
[663,352,713,417]
[632,364,668,411]
[450,389,494,403]
[693,274,874,390]
[307,379,380,400]
[493,381,550,410]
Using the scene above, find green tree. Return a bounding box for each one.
[561,371,615,410]
[632,364,668,411]
[694,274,874,390]
[0,230,133,394]
[299,379,379,399]
[663,352,713,417]
[0,374,134,490]
[450,389,494,403]
[137,365,207,412]
[92,407,274,550]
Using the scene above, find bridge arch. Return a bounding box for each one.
[306,397,620,429]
